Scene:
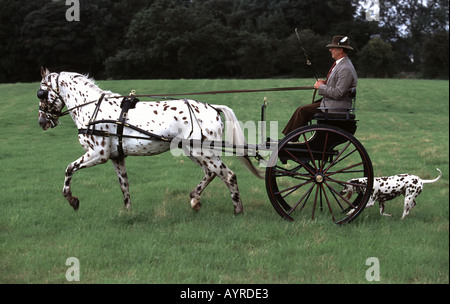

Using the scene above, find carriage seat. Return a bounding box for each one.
[313,87,357,121]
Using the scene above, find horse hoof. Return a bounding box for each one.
[234,208,244,215]
[191,199,202,212]
[190,197,203,212]
[69,197,79,211]
[193,202,202,212]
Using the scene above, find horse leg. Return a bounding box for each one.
[189,155,244,215]
[189,167,217,212]
[215,158,243,215]
[63,150,108,211]
[111,157,131,210]
[219,164,244,215]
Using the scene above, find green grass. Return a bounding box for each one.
[0,78,448,284]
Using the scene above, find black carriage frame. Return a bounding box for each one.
[263,88,374,225]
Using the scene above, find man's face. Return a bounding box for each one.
[329,47,344,60]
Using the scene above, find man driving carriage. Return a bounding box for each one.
[282,35,358,136]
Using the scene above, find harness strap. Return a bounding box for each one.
[78,95,172,158]
[86,93,106,136]
[78,129,111,137]
[184,99,205,140]
[116,94,140,158]
[78,126,170,142]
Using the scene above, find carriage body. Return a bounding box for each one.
[264,89,374,225]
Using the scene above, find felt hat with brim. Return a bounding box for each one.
[326,35,354,51]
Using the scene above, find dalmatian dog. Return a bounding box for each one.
[341,168,442,219]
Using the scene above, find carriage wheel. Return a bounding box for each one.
[265,125,373,225]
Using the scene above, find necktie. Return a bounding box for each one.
[325,62,337,84]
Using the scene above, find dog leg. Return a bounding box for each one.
[346,198,376,216]
[366,198,376,209]
[379,201,392,217]
[402,196,417,219]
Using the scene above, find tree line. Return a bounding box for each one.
[0,0,448,83]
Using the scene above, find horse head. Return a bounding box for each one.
[37,67,65,130]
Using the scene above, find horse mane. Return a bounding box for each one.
[67,72,113,95]
[82,74,97,86]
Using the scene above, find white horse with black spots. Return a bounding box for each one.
[37,68,263,214]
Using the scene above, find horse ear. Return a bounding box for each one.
[40,66,50,78]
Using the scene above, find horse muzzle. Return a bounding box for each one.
[39,111,58,130]
[39,115,51,130]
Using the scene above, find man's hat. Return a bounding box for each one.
[326,35,354,51]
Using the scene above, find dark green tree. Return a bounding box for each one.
[421,31,449,79]
[357,37,396,78]
[379,0,449,71]
[0,0,46,82]
[0,0,448,81]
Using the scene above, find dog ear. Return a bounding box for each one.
[40,66,50,79]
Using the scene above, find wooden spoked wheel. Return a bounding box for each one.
[265,125,374,225]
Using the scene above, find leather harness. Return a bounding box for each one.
[78,93,172,159]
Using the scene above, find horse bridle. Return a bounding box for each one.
[37,73,100,122]
[37,73,68,128]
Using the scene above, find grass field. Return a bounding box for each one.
[0,78,448,284]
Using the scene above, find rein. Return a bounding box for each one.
[49,85,315,119]
[59,99,100,117]
[40,77,316,159]
[128,86,315,98]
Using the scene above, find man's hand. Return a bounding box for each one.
[314,79,326,89]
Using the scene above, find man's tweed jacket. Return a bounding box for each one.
[318,56,357,113]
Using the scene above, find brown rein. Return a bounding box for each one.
[58,85,315,117]
[131,86,315,97]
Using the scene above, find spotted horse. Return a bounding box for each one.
[37,68,263,214]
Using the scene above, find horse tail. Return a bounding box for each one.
[212,104,264,180]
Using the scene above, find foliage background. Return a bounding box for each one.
[1,0,448,82]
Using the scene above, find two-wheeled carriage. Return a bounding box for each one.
[182,87,374,225]
[262,89,374,225]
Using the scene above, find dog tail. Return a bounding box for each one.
[423,168,442,184]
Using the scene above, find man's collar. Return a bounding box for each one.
[335,56,347,66]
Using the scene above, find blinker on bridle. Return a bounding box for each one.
[37,73,60,102]
[37,89,48,100]
[37,74,66,127]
